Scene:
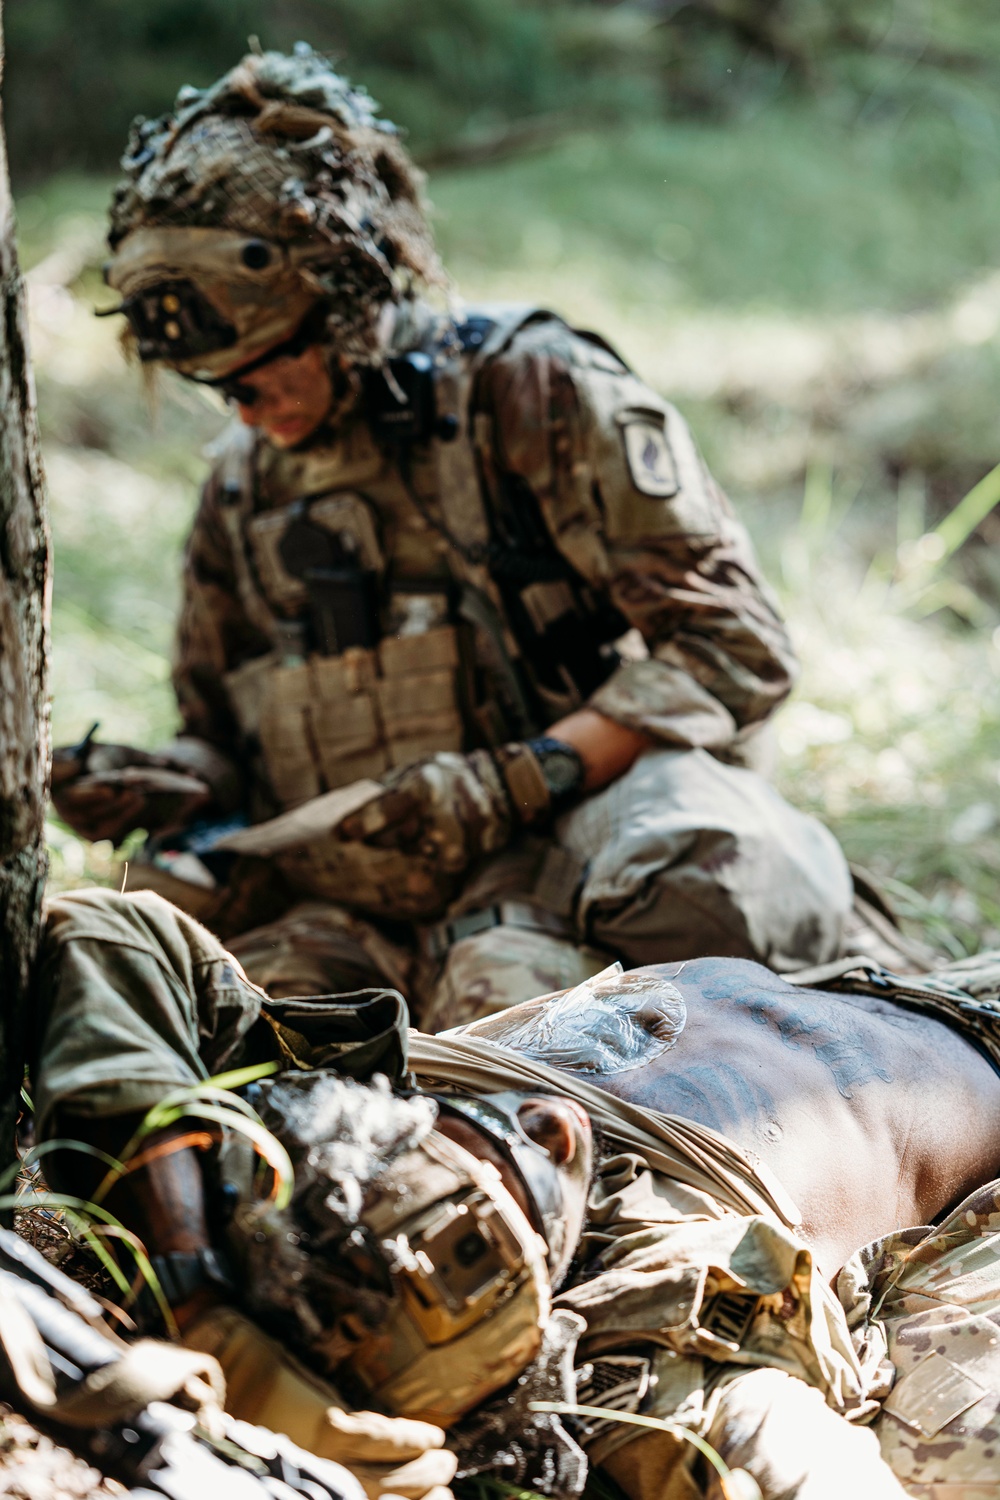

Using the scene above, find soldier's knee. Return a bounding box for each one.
[228,900,409,999]
[561,748,852,970]
[419,925,608,1032]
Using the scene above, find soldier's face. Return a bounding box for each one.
[230,342,334,447]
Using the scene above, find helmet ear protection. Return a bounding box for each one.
[342,1130,551,1426]
[103,226,323,379]
[428,1092,576,1280]
[102,276,238,363]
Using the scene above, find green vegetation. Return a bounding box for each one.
[435,111,1000,317]
[9,0,1000,186]
[10,1064,288,1326]
[18,2,1000,953]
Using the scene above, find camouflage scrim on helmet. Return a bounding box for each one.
[106,43,443,370]
[235,1074,551,1426]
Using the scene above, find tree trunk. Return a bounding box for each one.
[0,0,51,1181]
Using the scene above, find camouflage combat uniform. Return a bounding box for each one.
[34,887,1000,1495]
[141,299,853,1024]
[82,45,854,1023]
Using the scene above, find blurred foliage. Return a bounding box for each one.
[8,0,1000,185]
[5,0,659,182]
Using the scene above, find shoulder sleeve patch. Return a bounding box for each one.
[620,416,679,498]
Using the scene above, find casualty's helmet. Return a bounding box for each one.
[234,1075,567,1427]
[104,43,443,379]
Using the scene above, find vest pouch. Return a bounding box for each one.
[280,518,381,657]
[258,659,322,807]
[227,630,467,811]
[246,494,383,614]
[377,625,464,766]
[223,651,279,741]
[309,646,388,790]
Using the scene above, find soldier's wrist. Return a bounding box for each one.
[494,739,585,826]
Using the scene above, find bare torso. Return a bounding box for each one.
[473,957,1000,1277]
[602,959,1000,1274]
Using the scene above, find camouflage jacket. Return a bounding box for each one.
[173,304,797,813]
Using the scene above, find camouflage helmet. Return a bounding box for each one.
[105,43,443,377]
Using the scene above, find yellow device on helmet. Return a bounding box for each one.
[342,1131,551,1426]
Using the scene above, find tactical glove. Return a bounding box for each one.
[50,735,239,846]
[182,1305,457,1500]
[52,763,211,846]
[336,746,551,875]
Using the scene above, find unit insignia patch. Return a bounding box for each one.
[622,419,679,498]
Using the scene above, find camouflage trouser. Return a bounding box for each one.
[205,747,854,1031]
[226,891,610,1032]
[838,1179,1000,1497]
[226,901,412,1001]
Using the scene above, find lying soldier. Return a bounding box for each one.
[31,886,1000,1496]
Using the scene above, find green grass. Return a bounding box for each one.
[26,101,1000,951]
[432,107,1000,317]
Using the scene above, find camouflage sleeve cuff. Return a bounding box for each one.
[586,658,737,749]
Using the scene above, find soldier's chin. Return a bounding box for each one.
[258,413,322,448]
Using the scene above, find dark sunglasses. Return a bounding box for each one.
[194,310,327,406]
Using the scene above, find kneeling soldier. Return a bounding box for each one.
[53,46,853,1026]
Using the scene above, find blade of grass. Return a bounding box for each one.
[0,1191,177,1334]
[145,1103,293,1209]
[529,1402,762,1498]
[97,1061,285,1205]
[0,1138,125,1196]
[97,1100,292,1211]
[930,459,1000,562]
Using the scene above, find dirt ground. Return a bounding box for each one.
[0,1410,121,1500]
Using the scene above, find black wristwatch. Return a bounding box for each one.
[526,736,586,813]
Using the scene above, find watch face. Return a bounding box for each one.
[541,749,582,798]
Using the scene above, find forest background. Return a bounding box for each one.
[9,0,1000,956]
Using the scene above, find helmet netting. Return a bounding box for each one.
[116,115,291,241]
[108,44,444,361]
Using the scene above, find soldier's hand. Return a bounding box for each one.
[336,746,549,875]
[51,739,211,846]
[182,1306,457,1500]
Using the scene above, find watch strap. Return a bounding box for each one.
[525,736,586,815]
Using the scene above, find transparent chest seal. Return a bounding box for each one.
[465,962,686,1076]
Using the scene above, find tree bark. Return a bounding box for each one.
[0,0,51,1181]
